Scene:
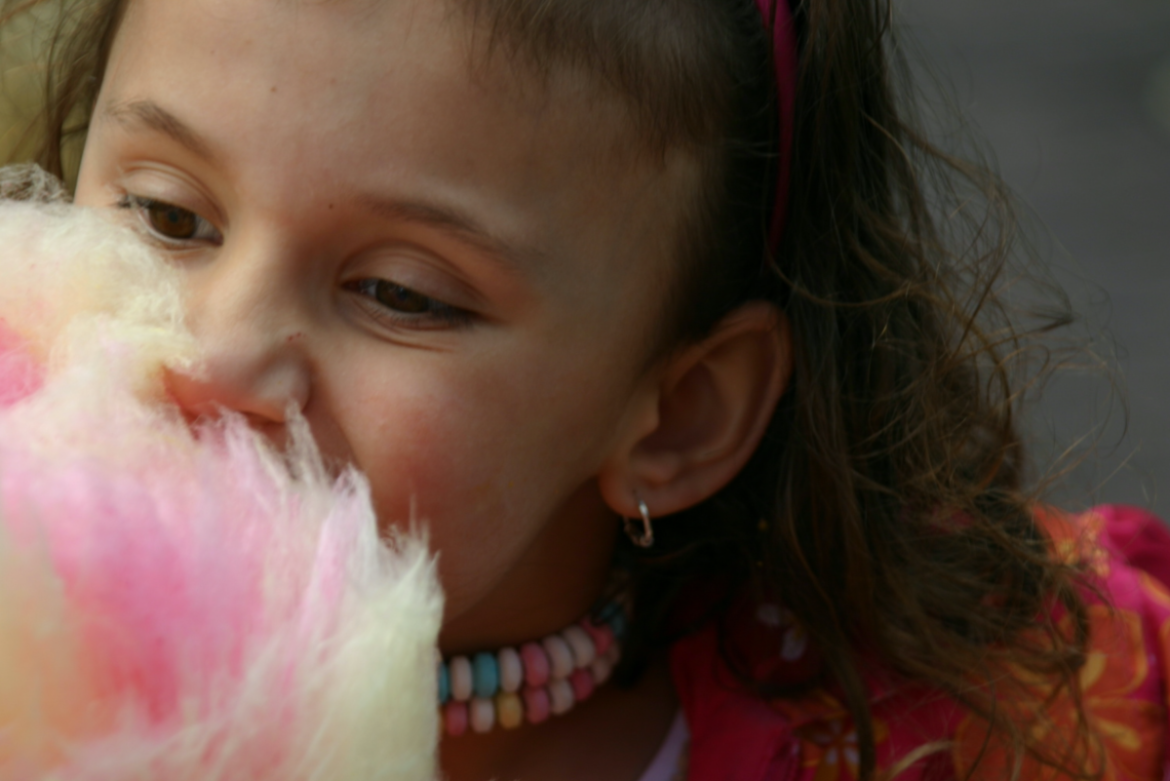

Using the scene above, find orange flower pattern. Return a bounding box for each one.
[952,605,1165,780]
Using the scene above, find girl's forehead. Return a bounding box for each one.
[102,0,696,282]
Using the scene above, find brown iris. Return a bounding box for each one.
[144,201,199,241]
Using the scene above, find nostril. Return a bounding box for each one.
[163,369,219,421]
[244,412,292,445]
[163,375,294,449]
[162,369,196,419]
[161,349,309,429]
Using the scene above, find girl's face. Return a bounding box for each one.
[74,0,699,650]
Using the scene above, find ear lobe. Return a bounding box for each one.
[600,303,792,519]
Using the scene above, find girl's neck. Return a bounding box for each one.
[437,485,618,656]
[439,654,678,781]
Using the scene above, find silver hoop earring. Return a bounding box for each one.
[623,497,655,548]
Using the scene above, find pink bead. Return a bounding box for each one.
[443,701,469,736]
[521,642,550,687]
[522,686,551,724]
[580,619,614,657]
[569,668,595,701]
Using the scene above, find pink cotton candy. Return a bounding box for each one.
[0,319,42,407]
[0,165,443,781]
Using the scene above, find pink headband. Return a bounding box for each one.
[754,0,799,252]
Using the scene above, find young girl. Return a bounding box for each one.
[4,0,1170,779]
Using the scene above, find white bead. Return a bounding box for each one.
[548,677,575,715]
[470,697,496,733]
[562,625,596,668]
[542,634,574,679]
[590,654,613,686]
[449,656,473,702]
[498,646,523,694]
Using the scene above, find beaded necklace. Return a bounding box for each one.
[438,605,627,735]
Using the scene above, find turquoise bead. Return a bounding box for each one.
[438,663,450,704]
[473,652,499,699]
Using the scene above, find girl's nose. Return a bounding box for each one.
[165,251,312,426]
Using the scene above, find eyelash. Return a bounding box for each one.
[116,194,223,247]
[344,279,473,330]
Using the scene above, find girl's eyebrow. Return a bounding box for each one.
[102,99,219,164]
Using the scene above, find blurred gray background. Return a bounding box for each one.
[899,0,1170,519]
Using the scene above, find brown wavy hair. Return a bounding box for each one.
[2,0,1098,777]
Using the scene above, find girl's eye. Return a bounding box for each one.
[117,195,222,246]
[372,282,432,314]
[344,279,471,329]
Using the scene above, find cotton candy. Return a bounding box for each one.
[0,164,443,781]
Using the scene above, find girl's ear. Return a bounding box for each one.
[599,302,792,520]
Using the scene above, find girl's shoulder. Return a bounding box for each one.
[670,505,1170,781]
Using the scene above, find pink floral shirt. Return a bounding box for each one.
[671,505,1170,781]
